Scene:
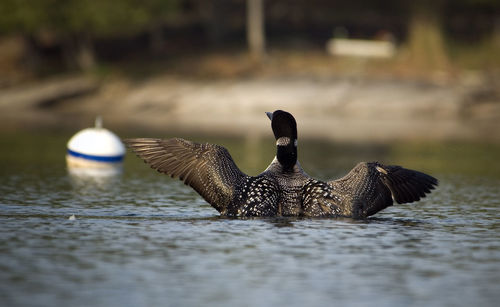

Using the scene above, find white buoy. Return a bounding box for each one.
[66,116,125,170]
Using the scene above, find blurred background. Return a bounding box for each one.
[0,0,499,142]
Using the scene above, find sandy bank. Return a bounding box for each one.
[1,74,499,142]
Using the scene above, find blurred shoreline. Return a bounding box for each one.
[1,0,500,143]
[0,53,499,143]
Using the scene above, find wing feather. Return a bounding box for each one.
[328,162,438,218]
[124,138,248,213]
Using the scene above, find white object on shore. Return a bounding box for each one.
[66,116,125,169]
[326,38,395,58]
[68,215,76,220]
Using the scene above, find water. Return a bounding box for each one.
[1,133,499,307]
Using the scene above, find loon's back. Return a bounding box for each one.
[259,158,312,216]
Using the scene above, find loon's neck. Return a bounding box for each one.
[265,156,305,175]
[276,136,297,172]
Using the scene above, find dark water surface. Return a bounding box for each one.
[1,133,499,307]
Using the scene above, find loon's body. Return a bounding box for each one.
[125,110,437,218]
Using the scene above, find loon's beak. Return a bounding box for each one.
[266,112,273,120]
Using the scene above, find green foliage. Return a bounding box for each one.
[0,0,50,33]
[0,0,179,36]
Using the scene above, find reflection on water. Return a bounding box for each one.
[68,166,123,193]
[0,133,499,307]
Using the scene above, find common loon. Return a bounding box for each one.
[125,110,437,218]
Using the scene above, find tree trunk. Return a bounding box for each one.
[62,33,96,72]
[75,33,96,72]
[407,1,449,71]
[493,16,500,48]
[149,23,165,55]
[246,0,265,61]
[22,34,41,73]
[199,0,226,46]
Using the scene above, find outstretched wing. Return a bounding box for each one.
[124,138,248,213]
[328,162,438,218]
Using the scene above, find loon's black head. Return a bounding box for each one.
[266,110,298,171]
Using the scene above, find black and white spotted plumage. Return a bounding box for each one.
[125,110,438,218]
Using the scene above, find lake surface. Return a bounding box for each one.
[1,133,499,307]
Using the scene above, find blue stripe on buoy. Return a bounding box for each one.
[67,149,124,162]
